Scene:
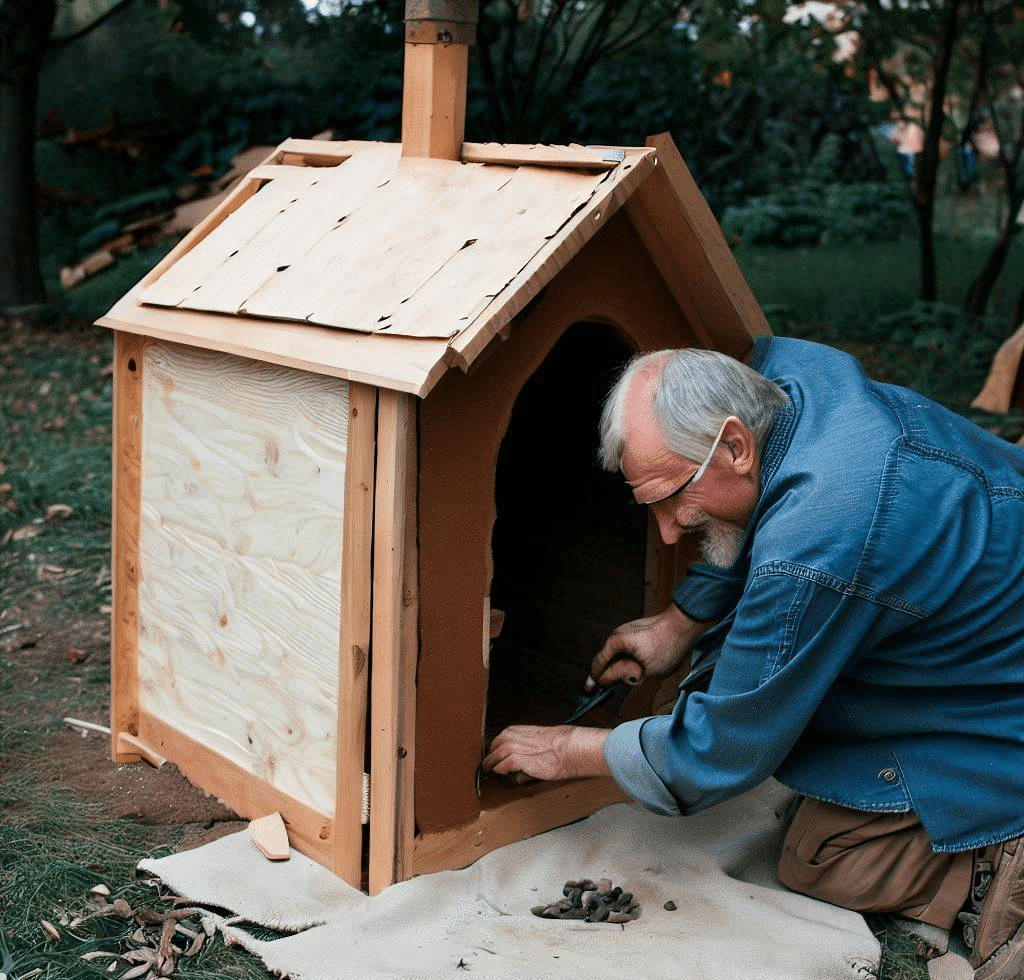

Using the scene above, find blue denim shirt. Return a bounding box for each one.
[604,336,1024,852]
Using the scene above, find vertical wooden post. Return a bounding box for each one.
[110,332,147,762]
[368,390,419,894]
[401,0,478,160]
[334,382,378,887]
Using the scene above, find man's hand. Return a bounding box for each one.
[483,725,610,783]
[587,603,709,691]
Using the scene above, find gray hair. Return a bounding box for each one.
[598,348,788,471]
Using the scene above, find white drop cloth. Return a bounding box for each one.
[140,780,882,980]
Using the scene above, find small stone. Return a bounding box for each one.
[663,900,677,911]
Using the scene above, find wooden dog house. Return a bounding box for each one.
[100,1,769,894]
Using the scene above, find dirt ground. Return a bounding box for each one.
[4,609,248,852]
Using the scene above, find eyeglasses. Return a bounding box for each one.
[645,418,730,507]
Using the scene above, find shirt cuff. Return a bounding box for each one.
[672,563,745,622]
[603,718,681,816]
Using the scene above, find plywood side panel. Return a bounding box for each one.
[110,332,149,762]
[368,391,418,894]
[136,343,349,815]
[333,382,377,886]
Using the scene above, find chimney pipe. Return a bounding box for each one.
[402,0,478,160]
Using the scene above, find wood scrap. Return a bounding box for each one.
[971,322,1024,413]
[63,716,112,736]
[249,811,290,861]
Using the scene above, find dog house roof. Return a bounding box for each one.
[99,135,765,396]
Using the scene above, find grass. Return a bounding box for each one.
[0,315,274,977]
[735,231,1024,444]
[0,319,114,625]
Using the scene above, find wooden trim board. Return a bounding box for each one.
[110,332,148,762]
[411,776,627,877]
[461,142,625,170]
[622,133,769,359]
[98,293,454,396]
[334,382,378,886]
[368,390,419,894]
[138,710,335,867]
[447,148,657,369]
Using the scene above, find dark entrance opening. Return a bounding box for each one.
[486,322,648,737]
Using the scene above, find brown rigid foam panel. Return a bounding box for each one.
[416,211,699,833]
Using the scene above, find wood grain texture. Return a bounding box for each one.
[415,212,695,834]
[401,42,468,161]
[411,776,627,877]
[368,390,418,894]
[333,382,376,886]
[136,342,349,815]
[445,148,657,368]
[461,142,622,170]
[98,292,453,397]
[110,332,148,762]
[133,141,654,352]
[139,709,334,866]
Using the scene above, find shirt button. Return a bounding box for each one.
[878,768,899,783]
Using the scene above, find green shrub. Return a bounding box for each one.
[723,178,912,247]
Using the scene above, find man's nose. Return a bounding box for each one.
[655,508,681,545]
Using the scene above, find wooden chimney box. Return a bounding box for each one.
[101,133,768,893]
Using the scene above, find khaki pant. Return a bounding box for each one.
[778,798,974,929]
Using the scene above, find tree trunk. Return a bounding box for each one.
[0,0,57,311]
[963,192,1024,321]
[912,0,961,303]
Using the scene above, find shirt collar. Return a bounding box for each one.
[750,336,797,494]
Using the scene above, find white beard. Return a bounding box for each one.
[695,519,746,569]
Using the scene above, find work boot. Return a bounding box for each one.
[961,836,1024,979]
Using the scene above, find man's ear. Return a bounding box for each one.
[721,416,757,476]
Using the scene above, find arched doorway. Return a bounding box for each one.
[486,322,647,736]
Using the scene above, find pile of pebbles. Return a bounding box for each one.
[531,878,640,924]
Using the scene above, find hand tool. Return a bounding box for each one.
[562,681,624,725]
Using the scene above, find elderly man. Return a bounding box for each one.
[483,336,1024,979]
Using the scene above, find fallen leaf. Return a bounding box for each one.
[67,648,87,664]
[119,963,152,980]
[111,898,133,918]
[12,525,40,541]
[45,504,74,521]
[40,919,60,941]
[38,564,73,582]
